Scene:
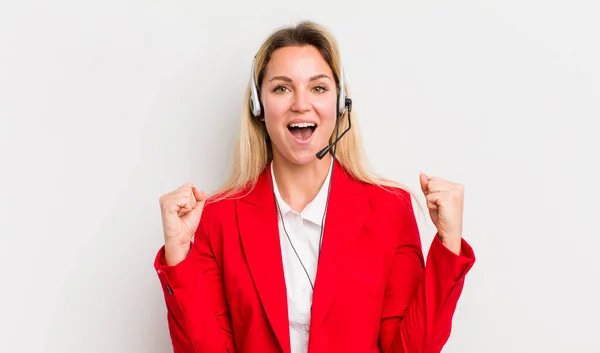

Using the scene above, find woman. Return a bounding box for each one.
[154,21,475,353]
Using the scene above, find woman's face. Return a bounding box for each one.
[260,45,338,166]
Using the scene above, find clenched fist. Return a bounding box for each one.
[159,182,207,266]
[419,173,464,255]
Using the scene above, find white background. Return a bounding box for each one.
[1,0,599,352]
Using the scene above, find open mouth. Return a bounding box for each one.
[287,122,317,141]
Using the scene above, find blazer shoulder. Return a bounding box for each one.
[201,192,238,223]
[192,191,239,249]
[199,181,259,225]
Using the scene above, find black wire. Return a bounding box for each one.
[274,192,316,290]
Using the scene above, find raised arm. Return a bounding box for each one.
[379,177,475,353]
[154,183,234,352]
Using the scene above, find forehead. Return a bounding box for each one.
[264,45,333,78]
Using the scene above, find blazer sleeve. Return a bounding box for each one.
[378,194,475,353]
[154,206,235,353]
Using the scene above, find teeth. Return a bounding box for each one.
[288,122,316,128]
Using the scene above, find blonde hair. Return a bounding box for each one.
[209,20,422,214]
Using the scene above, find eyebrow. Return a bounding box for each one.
[268,74,332,83]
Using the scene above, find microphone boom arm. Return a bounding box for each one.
[316,98,352,160]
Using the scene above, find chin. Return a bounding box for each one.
[283,149,320,166]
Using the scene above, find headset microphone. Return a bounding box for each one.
[316,97,352,160]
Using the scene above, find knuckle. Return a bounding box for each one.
[159,194,171,206]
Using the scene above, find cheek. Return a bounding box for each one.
[262,100,286,138]
[313,101,338,131]
[262,95,288,121]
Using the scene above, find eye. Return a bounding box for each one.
[273,85,289,93]
[313,86,328,93]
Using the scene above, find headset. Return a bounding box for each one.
[248,56,352,160]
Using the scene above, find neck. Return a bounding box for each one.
[271,153,332,213]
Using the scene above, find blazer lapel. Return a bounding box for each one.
[236,167,291,353]
[310,161,366,334]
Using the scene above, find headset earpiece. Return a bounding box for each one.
[337,66,347,116]
[249,58,262,118]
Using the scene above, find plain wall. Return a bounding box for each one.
[1,0,599,352]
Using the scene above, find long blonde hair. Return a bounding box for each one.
[209,21,421,213]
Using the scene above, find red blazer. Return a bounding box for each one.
[154,161,475,353]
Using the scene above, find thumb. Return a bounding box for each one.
[419,172,430,195]
[191,187,207,211]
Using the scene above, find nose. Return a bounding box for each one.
[290,89,311,113]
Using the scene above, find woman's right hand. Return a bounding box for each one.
[159,182,207,266]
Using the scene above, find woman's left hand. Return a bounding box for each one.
[419,173,464,255]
